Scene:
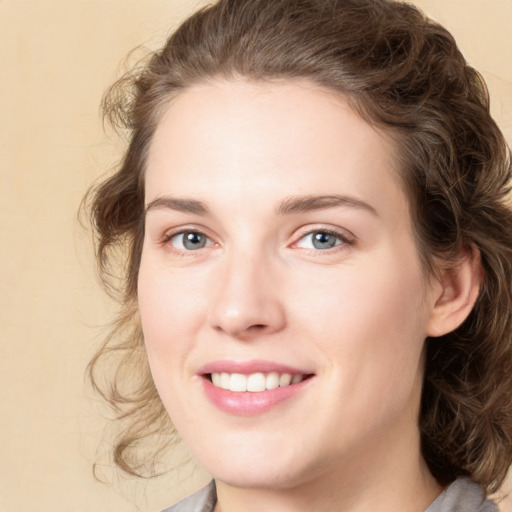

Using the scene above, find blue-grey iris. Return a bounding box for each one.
[312,232,338,250]
[183,232,207,250]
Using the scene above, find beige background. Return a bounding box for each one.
[1,1,511,511]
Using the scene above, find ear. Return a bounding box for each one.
[426,245,482,338]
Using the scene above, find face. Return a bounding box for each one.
[138,80,439,490]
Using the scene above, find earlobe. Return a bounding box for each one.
[426,245,482,338]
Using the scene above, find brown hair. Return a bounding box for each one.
[87,0,512,492]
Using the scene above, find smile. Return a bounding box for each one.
[210,372,306,392]
[199,361,315,415]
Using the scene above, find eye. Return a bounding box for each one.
[167,230,213,251]
[295,230,346,250]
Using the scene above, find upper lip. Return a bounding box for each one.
[198,359,312,375]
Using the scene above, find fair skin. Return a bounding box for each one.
[138,80,480,512]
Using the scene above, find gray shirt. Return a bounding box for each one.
[162,477,498,512]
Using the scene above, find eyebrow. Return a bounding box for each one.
[276,194,378,217]
[145,197,209,215]
[144,194,378,217]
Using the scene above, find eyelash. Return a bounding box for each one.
[160,226,355,255]
[292,227,355,252]
[160,228,216,253]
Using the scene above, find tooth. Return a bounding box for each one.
[230,373,247,392]
[279,373,292,387]
[266,372,280,390]
[291,374,304,384]
[220,372,231,390]
[211,371,306,391]
[247,373,266,392]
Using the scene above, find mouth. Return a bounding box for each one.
[207,372,312,392]
[198,360,315,415]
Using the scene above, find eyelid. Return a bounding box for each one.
[156,223,356,254]
[160,225,218,250]
[290,225,357,250]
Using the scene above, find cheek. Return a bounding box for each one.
[293,251,429,396]
[296,251,426,337]
[137,261,209,421]
[137,260,205,362]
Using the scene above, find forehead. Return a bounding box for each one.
[145,79,409,224]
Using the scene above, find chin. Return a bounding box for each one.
[209,463,308,490]
[191,437,321,491]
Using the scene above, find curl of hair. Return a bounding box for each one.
[86,0,512,491]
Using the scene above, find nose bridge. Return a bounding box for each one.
[208,242,285,337]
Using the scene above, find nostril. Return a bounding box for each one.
[249,324,267,331]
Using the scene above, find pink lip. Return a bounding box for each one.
[198,360,315,416]
[199,359,310,375]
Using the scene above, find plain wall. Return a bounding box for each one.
[0,1,511,511]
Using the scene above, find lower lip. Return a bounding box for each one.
[202,377,313,416]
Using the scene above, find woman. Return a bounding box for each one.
[87,0,512,510]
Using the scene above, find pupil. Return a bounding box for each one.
[184,232,206,250]
[313,232,337,249]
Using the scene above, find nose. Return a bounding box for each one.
[208,251,286,339]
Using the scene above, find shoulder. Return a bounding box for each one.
[426,478,498,512]
[161,481,217,512]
